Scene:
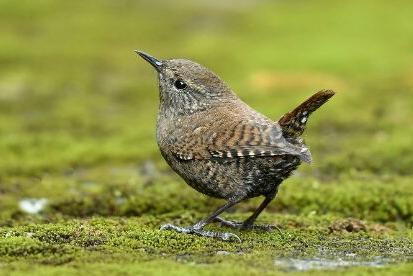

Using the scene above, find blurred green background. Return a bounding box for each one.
[1,0,413,175]
[0,0,413,274]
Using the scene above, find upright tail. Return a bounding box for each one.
[278,90,335,138]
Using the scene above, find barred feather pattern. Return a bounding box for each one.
[279,90,335,138]
[161,151,301,199]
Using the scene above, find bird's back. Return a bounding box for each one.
[157,99,306,199]
[157,98,310,162]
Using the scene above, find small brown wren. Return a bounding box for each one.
[136,51,334,242]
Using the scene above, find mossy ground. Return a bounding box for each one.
[1,0,413,275]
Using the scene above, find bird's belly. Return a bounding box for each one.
[161,151,301,199]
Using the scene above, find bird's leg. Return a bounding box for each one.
[241,193,280,232]
[214,190,281,232]
[160,197,244,242]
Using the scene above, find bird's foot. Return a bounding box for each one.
[213,217,283,233]
[160,223,241,242]
[213,217,243,228]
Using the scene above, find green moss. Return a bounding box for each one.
[0,216,412,275]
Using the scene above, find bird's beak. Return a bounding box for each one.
[135,50,163,72]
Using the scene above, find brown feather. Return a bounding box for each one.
[278,90,335,138]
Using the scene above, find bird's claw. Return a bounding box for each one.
[160,223,192,233]
[160,223,241,242]
[213,217,283,234]
[213,217,243,228]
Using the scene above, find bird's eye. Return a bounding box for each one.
[174,79,187,90]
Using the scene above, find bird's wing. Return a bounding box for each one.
[206,122,311,163]
[169,116,311,163]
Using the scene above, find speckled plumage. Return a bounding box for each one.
[137,51,334,241]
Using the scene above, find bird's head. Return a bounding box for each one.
[136,51,237,115]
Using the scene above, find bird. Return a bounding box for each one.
[136,51,335,242]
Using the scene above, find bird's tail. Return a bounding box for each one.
[278,90,335,138]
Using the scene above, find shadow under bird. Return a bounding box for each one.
[136,51,335,242]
